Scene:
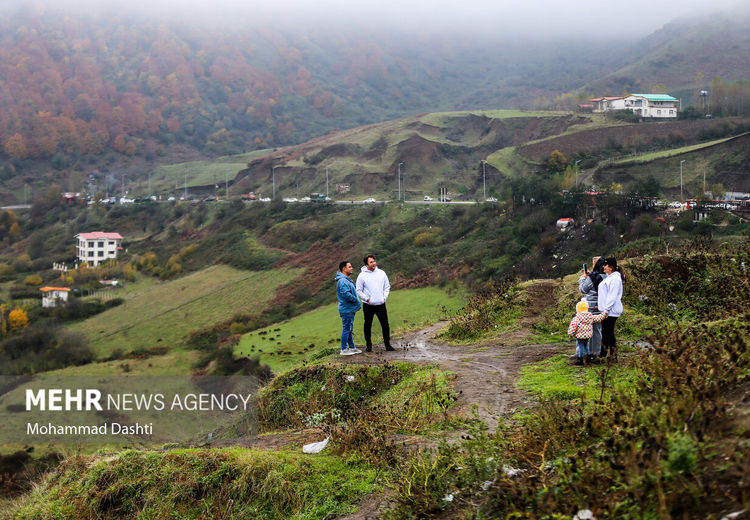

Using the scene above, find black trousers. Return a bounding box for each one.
[363,303,391,347]
[601,316,618,357]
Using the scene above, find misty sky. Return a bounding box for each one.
[12,0,749,37]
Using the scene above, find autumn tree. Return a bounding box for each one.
[4,133,28,158]
[543,150,567,173]
[9,308,29,332]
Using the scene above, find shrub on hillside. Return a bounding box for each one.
[23,275,43,286]
[625,239,750,321]
[0,321,94,374]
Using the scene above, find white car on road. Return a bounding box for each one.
[424,196,433,201]
[363,198,376,203]
[485,197,498,202]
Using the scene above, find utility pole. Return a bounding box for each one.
[481,160,487,201]
[680,160,686,202]
[272,165,280,200]
[398,162,403,201]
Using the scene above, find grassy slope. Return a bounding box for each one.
[68,265,301,358]
[150,149,272,193]
[609,133,745,165]
[596,132,750,195]
[236,286,466,373]
[6,448,379,520]
[244,110,576,201]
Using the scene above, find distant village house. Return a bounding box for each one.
[40,287,70,308]
[75,232,123,266]
[590,94,678,118]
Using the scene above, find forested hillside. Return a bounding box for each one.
[0,5,621,163]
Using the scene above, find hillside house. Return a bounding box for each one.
[40,287,70,308]
[590,94,678,118]
[591,97,625,112]
[75,231,123,266]
[623,94,678,118]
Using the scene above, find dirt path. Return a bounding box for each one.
[215,280,567,519]
[346,321,565,428]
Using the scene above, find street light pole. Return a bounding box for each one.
[481,160,486,201]
[680,159,686,202]
[398,162,403,201]
[272,165,280,200]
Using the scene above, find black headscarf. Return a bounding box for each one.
[590,256,607,290]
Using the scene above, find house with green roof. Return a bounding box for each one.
[589,93,679,118]
[623,93,679,118]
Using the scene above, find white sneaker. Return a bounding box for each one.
[340,349,356,356]
[350,348,362,354]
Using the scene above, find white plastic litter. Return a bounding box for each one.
[502,465,526,476]
[481,480,494,490]
[345,375,355,382]
[573,510,595,520]
[302,437,330,454]
[442,493,454,502]
[721,511,748,520]
[321,384,326,391]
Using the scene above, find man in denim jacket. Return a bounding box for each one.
[336,261,362,356]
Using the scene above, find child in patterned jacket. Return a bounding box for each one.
[568,299,607,366]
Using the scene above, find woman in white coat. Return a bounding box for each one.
[598,257,624,360]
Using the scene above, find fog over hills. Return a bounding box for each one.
[0,1,748,183]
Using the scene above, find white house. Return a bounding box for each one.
[40,287,70,308]
[590,94,678,118]
[623,94,679,118]
[590,97,625,113]
[75,232,123,266]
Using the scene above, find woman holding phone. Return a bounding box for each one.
[578,256,606,363]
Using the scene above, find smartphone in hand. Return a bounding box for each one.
[583,263,588,274]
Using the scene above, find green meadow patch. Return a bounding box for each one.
[149,149,271,193]
[236,286,466,373]
[257,362,457,434]
[5,447,378,520]
[68,265,301,358]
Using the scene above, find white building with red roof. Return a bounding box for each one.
[75,232,123,266]
[40,287,71,308]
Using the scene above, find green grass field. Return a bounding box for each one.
[149,149,271,193]
[68,265,301,357]
[236,286,466,373]
[610,134,744,165]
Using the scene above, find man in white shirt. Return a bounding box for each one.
[356,254,394,352]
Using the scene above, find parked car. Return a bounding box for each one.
[485,197,498,202]
[424,196,434,201]
[300,196,311,202]
[282,197,298,202]
[363,198,376,203]
[259,197,271,202]
[668,201,682,209]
